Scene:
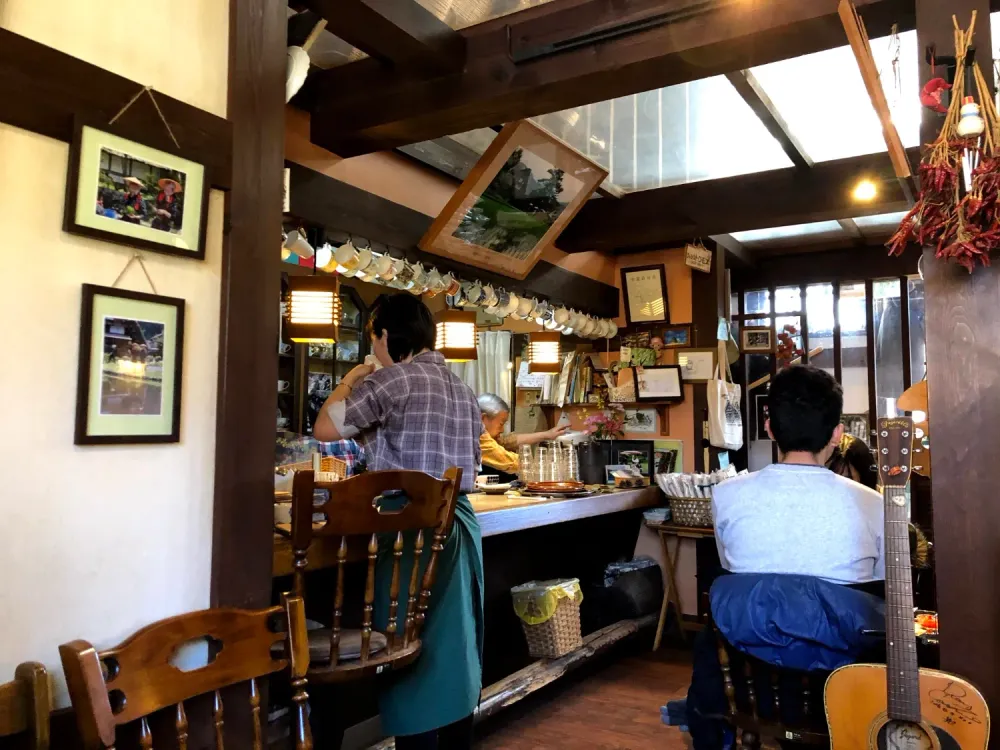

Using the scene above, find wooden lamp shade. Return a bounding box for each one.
[435,309,477,362]
[285,275,340,343]
[528,332,561,374]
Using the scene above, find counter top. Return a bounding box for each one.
[273,486,663,577]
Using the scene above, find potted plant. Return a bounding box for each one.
[578,408,626,484]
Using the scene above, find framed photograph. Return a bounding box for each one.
[755,394,770,441]
[65,122,209,260]
[654,439,684,474]
[623,408,658,434]
[75,284,185,444]
[604,464,629,485]
[634,365,684,403]
[419,120,607,280]
[741,326,774,353]
[676,348,716,383]
[621,265,669,325]
[612,441,656,478]
[661,324,693,349]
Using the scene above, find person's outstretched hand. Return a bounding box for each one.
[544,424,570,440]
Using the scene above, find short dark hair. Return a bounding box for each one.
[827,434,878,489]
[768,365,843,454]
[367,293,435,363]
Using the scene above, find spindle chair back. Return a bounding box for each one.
[290,467,462,684]
[0,662,50,749]
[59,596,311,749]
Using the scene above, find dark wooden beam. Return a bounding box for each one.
[212,0,286,611]
[710,233,757,269]
[0,28,231,189]
[916,0,999,719]
[286,162,620,318]
[306,0,465,74]
[725,69,812,169]
[730,243,920,288]
[307,0,913,156]
[560,148,919,252]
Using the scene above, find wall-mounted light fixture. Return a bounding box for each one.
[434,309,478,362]
[285,275,340,343]
[528,332,561,373]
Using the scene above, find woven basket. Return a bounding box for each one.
[666,495,713,527]
[277,456,348,482]
[519,597,582,658]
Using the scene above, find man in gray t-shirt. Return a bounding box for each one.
[712,366,884,585]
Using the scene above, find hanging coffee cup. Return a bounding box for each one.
[335,239,361,275]
[284,229,314,259]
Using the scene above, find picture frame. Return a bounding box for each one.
[634,365,684,403]
[65,120,209,261]
[419,120,608,280]
[676,348,717,383]
[612,440,656,478]
[660,324,693,349]
[604,464,629,485]
[623,408,658,434]
[755,394,770,441]
[654,439,684,474]
[75,284,185,444]
[741,326,774,353]
[621,264,670,325]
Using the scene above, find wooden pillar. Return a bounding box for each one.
[691,244,726,472]
[212,0,286,608]
[916,0,1000,721]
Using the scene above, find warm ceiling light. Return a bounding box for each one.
[285,275,340,343]
[528,332,561,374]
[435,309,478,362]
[852,179,877,202]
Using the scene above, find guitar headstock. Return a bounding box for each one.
[876,417,914,488]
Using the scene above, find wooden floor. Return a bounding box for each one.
[475,650,693,750]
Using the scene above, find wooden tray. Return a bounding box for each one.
[526,481,585,493]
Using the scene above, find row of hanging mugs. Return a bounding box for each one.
[284,233,619,339]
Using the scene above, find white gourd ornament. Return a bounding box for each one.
[957,96,985,138]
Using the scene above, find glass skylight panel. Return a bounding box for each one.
[750,30,920,163]
[731,220,846,246]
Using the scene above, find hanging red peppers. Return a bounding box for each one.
[887,11,1000,272]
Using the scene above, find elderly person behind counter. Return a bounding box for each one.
[314,293,483,750]
[478,393,568,475]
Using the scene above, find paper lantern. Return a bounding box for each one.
[285,275,340,343]
[528,332,561,374]
[435,309,477,362]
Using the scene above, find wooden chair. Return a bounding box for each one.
[0,662,50,749]
[290,467,462,685]
[713,627,830,748]
[59,596,312,749]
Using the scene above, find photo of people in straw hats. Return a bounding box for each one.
[95,147,186,234]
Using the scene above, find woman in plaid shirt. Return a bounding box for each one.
[315,294,483,750]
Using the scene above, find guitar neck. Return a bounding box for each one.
[884,485,920,723]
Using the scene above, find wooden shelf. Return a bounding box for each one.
[537,402,673,436]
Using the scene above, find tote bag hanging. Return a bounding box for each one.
[708,340,743,450]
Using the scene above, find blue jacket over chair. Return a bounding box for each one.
[710,573,885,672]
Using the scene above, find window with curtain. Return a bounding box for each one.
[448,330,513,403]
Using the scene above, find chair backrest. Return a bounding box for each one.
[290,467,462,670]
[59,596,312,750]
[713,627,830,748]
[0,662,50,749]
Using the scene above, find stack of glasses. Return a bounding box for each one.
[519,441,579,484]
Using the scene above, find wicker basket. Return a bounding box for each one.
[520,597,582,658]
[666,495,713,527]
[277,455,348,483]
[512,579,583,658]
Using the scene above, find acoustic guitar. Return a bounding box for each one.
[824,417,989,749]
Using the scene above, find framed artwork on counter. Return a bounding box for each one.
[74,284,185,444]
[634,365,684,403]
[64,121,209,260]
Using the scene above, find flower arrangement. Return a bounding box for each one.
[585,408,625,441]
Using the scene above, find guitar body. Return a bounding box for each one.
[825,664,990,749]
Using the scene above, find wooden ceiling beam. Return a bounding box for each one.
[559,148,920,252]
[725,69,813,169]
[305,0,465,75]
[307,0,914,156]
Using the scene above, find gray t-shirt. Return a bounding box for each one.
[711,463,885,584]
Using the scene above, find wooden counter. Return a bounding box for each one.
[272,486,662,577]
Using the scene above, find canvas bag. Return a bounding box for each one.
[708,340,743,450]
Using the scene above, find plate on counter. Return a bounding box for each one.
[522,481,589,497]
[479,483,514,495]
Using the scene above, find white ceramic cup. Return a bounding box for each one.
[284,229,314,259]
[581,318,596,337]
[481,284,498,307]
[516,296,535,318]
[355,245,373,274]
[372,254,394,279]
[277,380,290,392]
[464,280,484,305]
[606,321,618,338]
[554,307,571,327]
[314,243,335,271]
[335,240,360,275]
[443,273,461,297]
[503,292,521,316]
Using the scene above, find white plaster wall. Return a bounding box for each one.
[0,0,228,705]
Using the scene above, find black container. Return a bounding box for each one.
[576,441,608,485]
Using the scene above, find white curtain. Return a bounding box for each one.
[449,330,513,401]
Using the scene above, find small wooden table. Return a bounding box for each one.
[646,521,715,650]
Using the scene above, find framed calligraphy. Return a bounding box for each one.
[620,264,669,325]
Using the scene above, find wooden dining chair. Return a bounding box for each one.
[290,467,462,685]
[59,595,312,749]
[0,662,50,749]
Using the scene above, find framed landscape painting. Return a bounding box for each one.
[75,284,185,444]
[419,120,608,280]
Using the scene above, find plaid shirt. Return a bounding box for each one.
[318,440,365,476]
[339,351,481,491]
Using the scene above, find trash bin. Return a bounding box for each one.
[511,578,584,658]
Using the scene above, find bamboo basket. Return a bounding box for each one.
[665,494,713,527]
[512,579,584,658]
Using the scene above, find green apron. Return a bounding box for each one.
[373,494,484,737]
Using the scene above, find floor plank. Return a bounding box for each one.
[476,651,693,750]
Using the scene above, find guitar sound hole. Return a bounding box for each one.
[876,721,960,750]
